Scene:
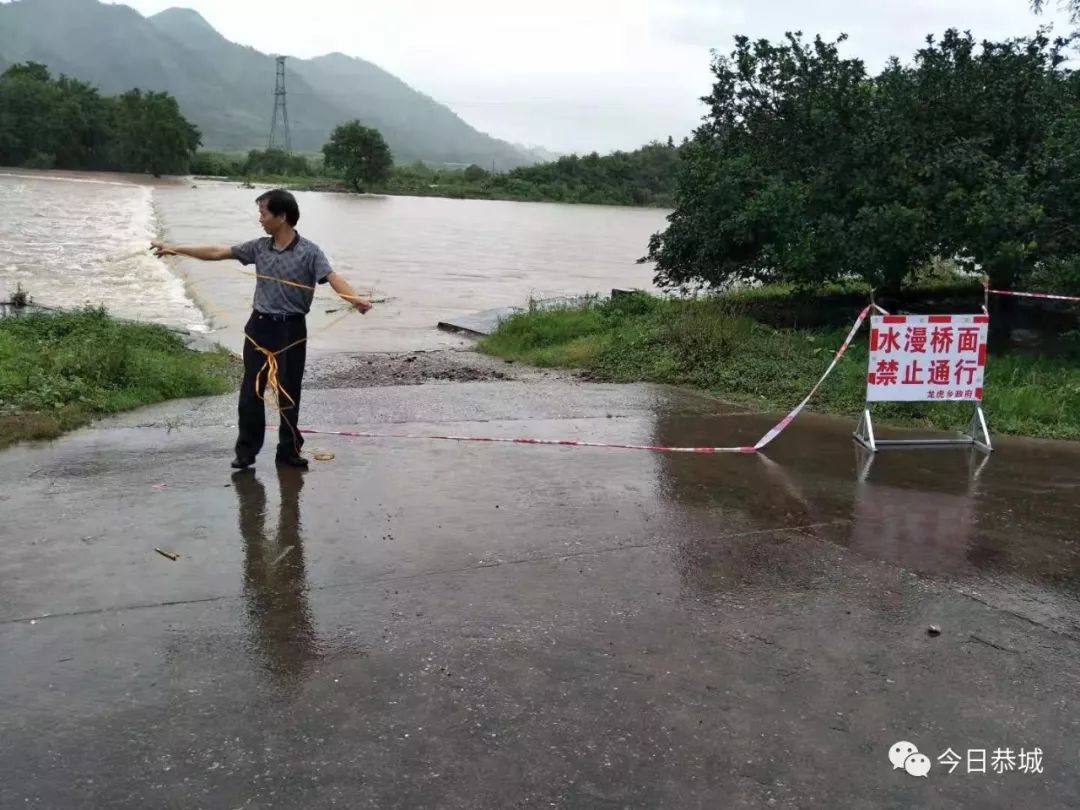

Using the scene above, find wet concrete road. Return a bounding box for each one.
[2,377,1080,808]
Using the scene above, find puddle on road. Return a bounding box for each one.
[650,408,1080,596]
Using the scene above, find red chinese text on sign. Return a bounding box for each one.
[904,327,927,353]
[867,315,988,403]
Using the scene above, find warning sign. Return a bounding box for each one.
[866,314,989,403]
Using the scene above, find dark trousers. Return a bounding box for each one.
[236,310,307,460]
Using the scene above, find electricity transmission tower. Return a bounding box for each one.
[268,56,292,152]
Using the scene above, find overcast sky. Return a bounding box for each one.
[118,0,1073,154]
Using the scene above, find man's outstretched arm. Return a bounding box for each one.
[326,271,372,313]
[151,241,235,261]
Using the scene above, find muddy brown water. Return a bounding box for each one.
[2,171,669,353]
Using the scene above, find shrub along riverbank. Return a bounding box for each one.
[0,308,237,449]
[478,287,1080,441]
[192,141,681,208]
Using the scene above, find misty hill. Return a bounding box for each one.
[0,0,535,168]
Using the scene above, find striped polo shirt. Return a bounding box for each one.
[231,233,333,316]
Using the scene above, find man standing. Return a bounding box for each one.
[152,189,371,470]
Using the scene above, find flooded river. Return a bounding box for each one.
[1,171,670,353]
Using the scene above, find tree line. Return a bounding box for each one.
[646,29,1080,294]
[482,141,680,206]
[0,63,200,176]
[193,134,681,208]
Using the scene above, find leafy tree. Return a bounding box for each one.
[463,163,489,183]
[906,30,1079,288]
[116,90,201,176]
[322,121,393,191]
[1032,0,1080,21]
[0,63,200,174]
[2,62,51,82]
[647,30,1080,293]
[646,34,883,291]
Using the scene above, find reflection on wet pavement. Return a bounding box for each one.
[234,468,318,688]
[652,408,1080,602]
[2,380,1080,807]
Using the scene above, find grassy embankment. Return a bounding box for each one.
[479,283,1080,441]
[0,308,237,450]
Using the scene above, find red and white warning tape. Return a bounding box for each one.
[752,305,871,451]
[298,306,874,455]
[986,287,1080,303]
[299,429,757,455]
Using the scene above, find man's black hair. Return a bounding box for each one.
[256,189,300,227]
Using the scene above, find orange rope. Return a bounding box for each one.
[236,268,370,457]
[245,332,308,455]
[239,268,372,306]
[154,244,374,457]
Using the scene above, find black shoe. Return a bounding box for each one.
[276,453,309,469]
[231,455,255,469]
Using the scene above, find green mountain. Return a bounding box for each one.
[0,0,536,168]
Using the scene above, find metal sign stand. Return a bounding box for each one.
[853,405,992,454]
[854,436,992,481]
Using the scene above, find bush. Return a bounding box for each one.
[463,164,489,182]
[662,299,756,367]
[24,152,55,170]
[9,283,32,307]
[1027,257,1080,296]
[190,151,244,176]
[243,149,311,177]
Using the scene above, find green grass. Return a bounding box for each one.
[480,292,1080,441]
[0,309,239,449]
